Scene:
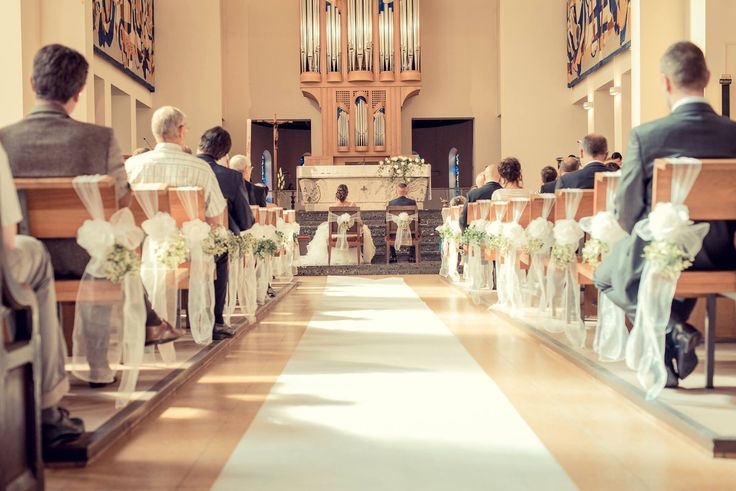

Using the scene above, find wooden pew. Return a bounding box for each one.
[652,159,736,388]
[1,221,44,490]
[130,183,171,227]
[578,174,621,285]
[554,189,594,222]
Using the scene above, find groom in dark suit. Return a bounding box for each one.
[556,134,610,190]
[388,183,417,262]
[595,41,736,386]
[459,165,502,230]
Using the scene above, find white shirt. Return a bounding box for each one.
[125,142,227,218]
[0,143,22,228]
[671,96,709,113]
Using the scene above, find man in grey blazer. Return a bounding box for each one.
[595,41,736,387]
[1,45,180,389]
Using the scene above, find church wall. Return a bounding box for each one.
[400,0,501,181]
[499,0,587,187]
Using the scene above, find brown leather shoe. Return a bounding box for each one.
[145,321,183,346]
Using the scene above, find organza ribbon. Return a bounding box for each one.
[437,209,452,278]
[522,194,555,313]
[500,198,530,313]
[137,187,179,364]
[579,173,629,361]
[250,223,277,304]
[238,245,258,322]
[224,246,242,326]
[547,190,585,347]
[276,218,300,282]
[177,188,214,345]
[328,212,358,250]
[625,159,709,399]
[486,201,508,299]
[446,216,461,281]
[72,175,147,407]
[387,212,417,251]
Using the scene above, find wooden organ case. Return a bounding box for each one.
[299,0,422,165]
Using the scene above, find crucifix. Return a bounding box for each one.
[251,114,293,205]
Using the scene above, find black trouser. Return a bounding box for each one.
[390,245,415,260]
[214,252,228,325]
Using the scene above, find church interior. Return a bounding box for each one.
[2,1,736,490]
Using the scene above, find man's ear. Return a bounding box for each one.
[662,74,672,94]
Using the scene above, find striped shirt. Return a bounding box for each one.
[125,142,227,217]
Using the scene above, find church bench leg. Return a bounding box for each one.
[705,294,716,389]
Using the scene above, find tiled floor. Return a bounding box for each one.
[47,276,736,490]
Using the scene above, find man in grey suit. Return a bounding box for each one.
[556,134,610,190]
[1,45,180,391]
[595,41,736,387]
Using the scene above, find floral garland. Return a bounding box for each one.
[255,238,278,259]
[581,238,609,268]
[643,241,694,280]
[105,244,142,283]
[156,234,189,269]
[377,155,427,185]
[202,227,229,257]
[550,243,577,269]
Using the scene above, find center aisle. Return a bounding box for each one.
[213,276,576,490]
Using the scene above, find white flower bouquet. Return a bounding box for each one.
[156,234,189,269]
[202,226,229,257]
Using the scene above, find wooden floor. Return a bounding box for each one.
[47,276,736,490]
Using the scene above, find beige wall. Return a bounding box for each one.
[500,0,587,187]
[401,0,501,177]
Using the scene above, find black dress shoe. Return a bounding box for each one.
[89,377,117,389]
[213,323,236,340]
[267,286,277,298]
[389,257,398,264]
[42,407,85,448]
[671,322,702,380]
[664,336,679,388]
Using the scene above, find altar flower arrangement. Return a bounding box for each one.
[202,226,230,257]
[378,155,427,184]
[157,234,189,269]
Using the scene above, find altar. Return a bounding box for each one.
[297,165,431,211]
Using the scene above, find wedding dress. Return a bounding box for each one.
[299,204,376,266]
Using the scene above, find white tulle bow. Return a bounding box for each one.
[142,212,179,242]
[503,222,526,250]
[77,208,143,261]
[553,219,584,245]
[182,219,211,243]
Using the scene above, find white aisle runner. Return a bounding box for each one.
[213,277,576,490]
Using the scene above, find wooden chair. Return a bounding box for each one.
[385,205,421,264]
[1,217,44,490]
[327,206,363,265]
[652,159,736,388]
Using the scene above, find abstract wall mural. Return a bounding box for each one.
[93,0,155,91]
[567,0,630,87]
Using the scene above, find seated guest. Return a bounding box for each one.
[605,161,621,172]
[133,147,151,156]
[540,165,558,190]
[1,142,85,448]
[125,107,233,340]
[388,183,418,263]
[197,127,255,337]
[459,165,502,230]
[595,41,736,387]
[609,151,623,165]
[0,44,180,387]
[450,195,466,207]
[492,157,529,200]
[556,134,609,190]
[229,154,261,207]
[541,156,579,193]
[253,183,270,207]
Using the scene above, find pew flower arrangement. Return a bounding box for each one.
[156,234,189,269]
[226,232,245,259]
[523,217,554,256]
[105,244,142,283]
[255,238,278,259]
[484,220,505,252]
[435,223,460,242]
[378,155,427,184]
[240,232,258,255]
[581,239,609,268]
[203,226,230,257]
[643,241,693,280]
[275,230,290,249]
[550,219,584,269]
[460,227,487,248]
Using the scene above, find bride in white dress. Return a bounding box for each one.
[299,184,376,266]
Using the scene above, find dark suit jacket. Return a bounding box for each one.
[0,104,127,279]
[250,182,269,207]
[556,161,609,190]
[595,102,736,316]
[388,196,417,207]
[460,181,503,230]
[198,154,254,234]
[540,180,557,193]
[243,179,259,207]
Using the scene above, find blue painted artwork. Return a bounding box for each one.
[567,0,630,87]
